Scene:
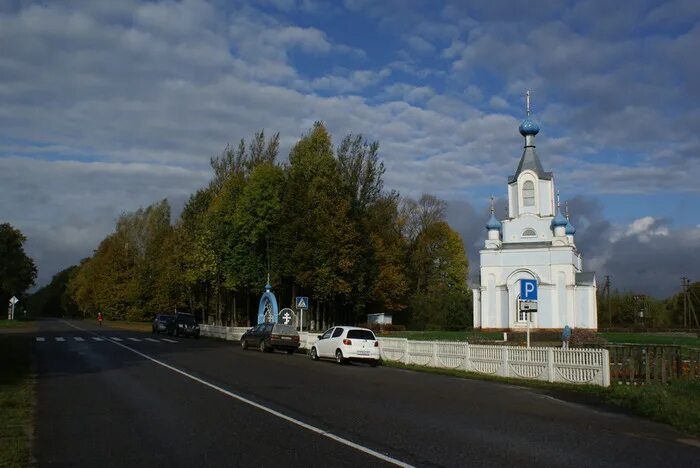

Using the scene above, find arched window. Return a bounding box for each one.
[522,181,535,206]
[522,228,537,238]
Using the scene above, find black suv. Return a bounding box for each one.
[241,323,300,354]
[167,312,200,338]
[152,314,173,334]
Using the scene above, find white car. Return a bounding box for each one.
[310,326,380,366]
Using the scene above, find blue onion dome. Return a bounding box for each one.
[519,117,540,136]
[565,219,576,235]
[486,213,502,231]
[551,209,568,228]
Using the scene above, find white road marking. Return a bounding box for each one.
[161,338,177,343]
[36,337,45,342]
[127,337,141,342]
[60,319,412,467]
[55,337,65,342]
[145,338,160,343]
[92,337,104,342]
[74,337,85,342]
[110,337,123,341]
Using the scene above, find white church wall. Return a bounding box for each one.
[487,274,496,327]
[575,288,588,328]
[538,179,554,216]
[508,183,518,218]
[502,215,552,242]
[557,271,568,327]
[498,286,509,328]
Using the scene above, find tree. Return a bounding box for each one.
[26,265,78,317]
[406,220,471,330]
[0,223,37,307]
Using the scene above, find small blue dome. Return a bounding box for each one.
[486,213,502,231]
[519,117,540,136]
[565,219,576,235]
[551,210,568,229]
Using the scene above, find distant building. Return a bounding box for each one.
[472,93,598,330]
[367,313,393,325]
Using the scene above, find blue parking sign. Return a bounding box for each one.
[520,279,538,300]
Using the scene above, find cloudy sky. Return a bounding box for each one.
[1,0,699,297]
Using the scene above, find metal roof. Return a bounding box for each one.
[508,146,553,183]
[575,272,596,286]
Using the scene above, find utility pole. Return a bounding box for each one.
[681,277,688,328]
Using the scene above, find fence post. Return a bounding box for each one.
[602,349,610,387]
[644,346,651,384]
[502,346,509,378]
[403,339,410,366]
[548,348,555,382]
[432,342,439,368]
[464,343,470,372]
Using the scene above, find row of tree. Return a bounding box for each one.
[0,223,37,315]
[59,123,471,330]
[596,283,700,328]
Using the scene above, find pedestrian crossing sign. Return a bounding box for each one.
[296,297,309,309]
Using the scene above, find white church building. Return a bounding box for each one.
[472,95,598,331]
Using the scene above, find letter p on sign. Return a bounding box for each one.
[520,279,538,300]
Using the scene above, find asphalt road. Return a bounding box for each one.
[32,318,700,467]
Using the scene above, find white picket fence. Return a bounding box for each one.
[199,325,610,387]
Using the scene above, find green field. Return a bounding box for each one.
[377,329,700,347]
[0,334,34,467]
[377,330,504,341]
[601,332,700,347]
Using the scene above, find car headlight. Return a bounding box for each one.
[178,324,184,328]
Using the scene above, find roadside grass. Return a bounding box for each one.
[0,320,33,329]
[377,330,503,341]
[601,332,700,347]
[381,360,700,436]
[0,334,34,467]
[104,321,151,333]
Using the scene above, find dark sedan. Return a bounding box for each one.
[151,314,173,334]
[167,313,200,338]
[241,323,300,354]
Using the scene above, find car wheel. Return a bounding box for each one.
[370,360,379,367]
[241,339,248,350]
[259,340,267,353]
[286,349,294,355]
[310,347,319,361]
[174,329,179,337]
[335,349,345,365]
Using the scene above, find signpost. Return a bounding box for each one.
[519,280,538,348]
[8,296,18,320]
[278,308,295,326]
[295,297,309,331]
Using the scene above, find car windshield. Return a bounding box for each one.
[347,330,376,340]
[273,324,297,334]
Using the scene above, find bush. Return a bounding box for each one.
[408,288,471,331]
[570,328,607,347]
